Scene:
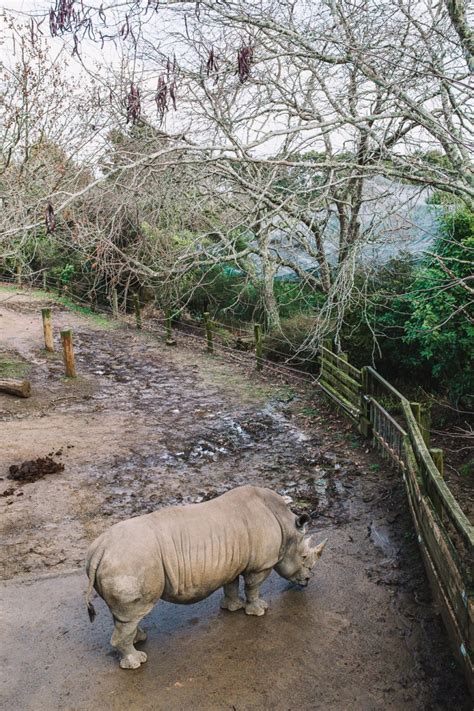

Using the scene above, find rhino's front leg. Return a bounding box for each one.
[244,569,271,616]
[111,620,148,669]
[220,576,245,612]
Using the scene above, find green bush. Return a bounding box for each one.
[403,209,474,405]
[341,209,473,405]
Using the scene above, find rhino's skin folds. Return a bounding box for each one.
[85,484,327,669]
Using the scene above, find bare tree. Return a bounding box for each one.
[3,1,472,347]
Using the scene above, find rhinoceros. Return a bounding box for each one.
[85,485,327,669]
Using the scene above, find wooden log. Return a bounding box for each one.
[203,312,214,354]
[41,308,54,352]
[0,378,31,398]
[60,329,77,378]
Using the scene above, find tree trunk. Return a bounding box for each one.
[259,227,281,331]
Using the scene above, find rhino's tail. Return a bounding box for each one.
[85,544,105,623]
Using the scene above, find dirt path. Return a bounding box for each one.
[0,288,469,709]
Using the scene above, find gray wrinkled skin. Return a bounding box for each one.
[85,485,327,669]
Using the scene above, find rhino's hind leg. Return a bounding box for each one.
[134,626,147,643]
[111,620,148,669]
[244,569,271,616]
[220,576,245,612]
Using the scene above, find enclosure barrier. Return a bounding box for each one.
[320,342,473,694]
[1,275,471,691]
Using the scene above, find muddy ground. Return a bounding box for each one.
[0,288,470,709]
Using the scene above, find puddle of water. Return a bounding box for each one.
[368,522,399,559]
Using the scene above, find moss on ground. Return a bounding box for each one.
[55,295,117,329]
[0,356,31,379]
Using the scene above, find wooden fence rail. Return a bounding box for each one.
[320,343,361,422]
[320,346,473,694]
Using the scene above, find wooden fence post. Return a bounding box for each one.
[60,329,76,378]
[430,448,444,478]
[42,270,48,291]
[111,288,119,319]
[133,293,142,330]
[339,352,348,374]
[410,402,421,426]
[254,323,263,371]
[359,366,372,437]
[166,310,177,346]
[420,403,431,447]
[41,308,54,352]
[321,339,332,379]
[203,312,214,354]
[16,262,22,287]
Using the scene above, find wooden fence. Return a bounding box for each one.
[320,342,473,694]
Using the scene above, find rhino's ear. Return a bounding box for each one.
[295,513,311,531]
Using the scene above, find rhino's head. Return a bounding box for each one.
[274,513,327,587]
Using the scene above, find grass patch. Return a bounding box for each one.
[56,295,117,329]
[0,284,46,299]
[0,356,31,379]
[273,386,296,402]
[458,459,473,478]
[299,406,318,417]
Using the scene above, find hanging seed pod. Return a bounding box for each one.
[169,80,177,110]
[49,0,77,36]
[206,47,218,76]
[126,83,141,123]
[45,203,56,234]
[237,45,253,82]
[155,75,168,119]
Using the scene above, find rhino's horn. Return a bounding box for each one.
[313,538,328,559]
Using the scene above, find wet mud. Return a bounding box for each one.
[0,290,470,708]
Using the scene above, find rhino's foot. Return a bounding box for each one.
[134,627,147,643]
[245,599,268,616]
[119,650,147,670]
[220,596,245,612]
